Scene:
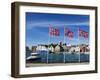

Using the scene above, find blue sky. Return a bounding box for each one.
[26,12,90,48]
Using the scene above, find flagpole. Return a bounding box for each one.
[85,33,89,54]
[78,27,80,63]
[47,30,50,64]
[47,25,50,64]
[63,27,65,63]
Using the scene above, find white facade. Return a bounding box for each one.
[48,46,55,52]
[55,45,60,53]
[36,45,48,51]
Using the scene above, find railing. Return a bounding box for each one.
[26,50,90,63]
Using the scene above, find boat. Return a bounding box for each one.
[26,56,39,60]
[31,52,39,56]
[26,52,40,61]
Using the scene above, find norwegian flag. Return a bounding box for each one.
[49,25,59,36]
[68,31,74,38]
[64,28,74,38]
[54,28,59,36]
[79,29,88,38]
[79,29,84,36]
[84,31,88,38]
[64,28,68,36]
[49,26,53,36]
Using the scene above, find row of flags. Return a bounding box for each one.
[49,25,89,38]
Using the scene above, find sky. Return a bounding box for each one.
[26,12,90,48]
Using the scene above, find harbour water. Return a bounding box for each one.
[26,51,89,63]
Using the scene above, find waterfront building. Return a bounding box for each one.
[36,45,48,51]
[31,46,37,52]
[55,45,60,53]
[26,46,30,51]
[48,45,55,53]
[62,44,68,52]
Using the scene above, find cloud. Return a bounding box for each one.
[26,20,89,30]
